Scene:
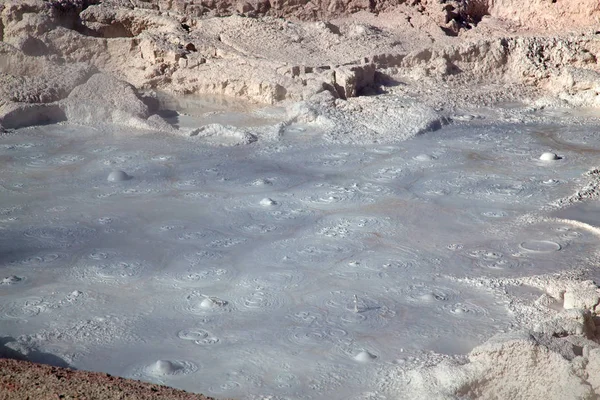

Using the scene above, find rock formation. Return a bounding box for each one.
[1,0,600,132]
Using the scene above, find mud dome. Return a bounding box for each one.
[1,99,600,398]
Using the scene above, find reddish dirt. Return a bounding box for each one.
[0,358,219,400]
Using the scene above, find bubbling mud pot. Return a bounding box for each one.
[2,115,600,399]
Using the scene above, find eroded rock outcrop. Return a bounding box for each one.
[61,72,174,130]
[1,0,600,131]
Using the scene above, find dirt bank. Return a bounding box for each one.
[0,358,216,400]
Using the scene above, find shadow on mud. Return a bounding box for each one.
[0,336,72,369]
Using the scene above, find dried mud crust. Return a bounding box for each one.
[0,358,217,400]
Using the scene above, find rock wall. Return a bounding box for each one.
[115,0,452,24]
[106,0,600,34]
[489,0,600,31]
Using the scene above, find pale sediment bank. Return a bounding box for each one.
[2,0,600,132]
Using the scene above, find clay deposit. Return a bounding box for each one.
[2,1,600,399]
